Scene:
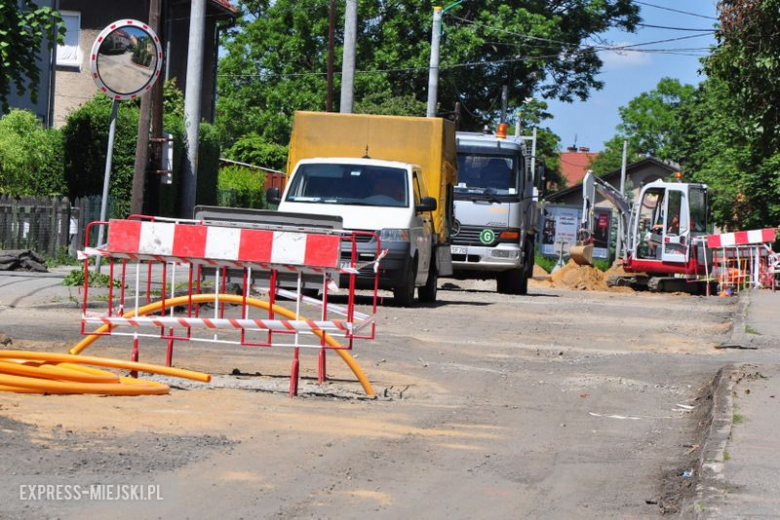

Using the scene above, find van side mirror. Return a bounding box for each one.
[266,187,281,205]
[416,196,437,213]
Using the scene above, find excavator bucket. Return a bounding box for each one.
[569,243,594,266]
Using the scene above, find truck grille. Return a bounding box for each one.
[349,230,375,243]
[452,225,500,246]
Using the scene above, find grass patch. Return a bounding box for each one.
[534,254,557,274]
[745,325,762,335]
[44,249,81,267]
[62,268,123,289]
[733,413,745,424]
[723,450,731,461]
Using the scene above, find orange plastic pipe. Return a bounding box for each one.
[0,372,169,395]
[68,293,375,397]
[0,351,210,383]
[0,360,120,384]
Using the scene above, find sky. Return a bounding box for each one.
[545,0,719,152]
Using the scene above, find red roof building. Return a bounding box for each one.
[559,146,599,187]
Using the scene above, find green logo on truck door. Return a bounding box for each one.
[479,229,496,245]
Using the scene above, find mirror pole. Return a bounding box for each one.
[95,99,120,274]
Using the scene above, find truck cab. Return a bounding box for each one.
[451,128,538,294]
[277,157,438,306]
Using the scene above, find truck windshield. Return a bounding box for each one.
[285,163,409,208]
[456,154,517,195]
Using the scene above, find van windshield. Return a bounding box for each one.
[285,163,409,208]
[456,153,518,195]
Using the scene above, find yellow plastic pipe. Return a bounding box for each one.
[68,293,375,397]
[0,351,210,383]
[0,359,120,384]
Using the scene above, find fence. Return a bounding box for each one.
[0,195,108,257]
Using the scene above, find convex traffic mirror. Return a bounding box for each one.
[90,19,163,100]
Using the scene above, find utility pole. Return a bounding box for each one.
[131,0,162,215]
[499,84,508,122]
[326,0,336,111]
[340,0,357,114]
[616,139,628,262]
[181,0,207,218]
[426,6,442,118]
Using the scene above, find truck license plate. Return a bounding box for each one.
[451,246,467,255]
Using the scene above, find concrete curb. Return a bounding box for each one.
[729,291,750,343]
[690,364,740,518]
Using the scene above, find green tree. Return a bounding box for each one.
[590,78,694,175]
[0,1,63,112]
[217,0,639,147]
[678,77,779,229]
[708,0,780,148]
[686,0,780,229]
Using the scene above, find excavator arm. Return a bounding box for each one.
[570,171,631,265]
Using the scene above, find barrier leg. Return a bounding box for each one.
[289,348,300,397]
[318,348,327,385]
[130,336,139,378]
[166,337,174,367]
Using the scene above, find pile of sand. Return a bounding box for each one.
[605,262,628,278]
[548,260,609,291]
[532,264,549,278]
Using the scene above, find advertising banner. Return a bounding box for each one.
[540,205,612,259]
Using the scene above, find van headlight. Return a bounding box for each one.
[379,229,410,242]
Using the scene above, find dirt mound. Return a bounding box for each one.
[533,264,549,278]
[605,262,627,277]
[549,260,608,291]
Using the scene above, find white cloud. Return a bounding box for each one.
[598,43,652,69]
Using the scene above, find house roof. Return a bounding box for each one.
[544,157,678,201]
[559,151,599,186]
[209,0,238,15]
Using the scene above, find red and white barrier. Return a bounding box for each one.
[705,227,778,293]
[78,217,383,396]
[707,228,776,248]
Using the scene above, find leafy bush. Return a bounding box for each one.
[225,133,287,171]
[218,165,267,209]
[62,95,139,218]
[62,82,220,219]
[0,109,65,196]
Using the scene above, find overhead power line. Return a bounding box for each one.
[445,14,713,52]
[631,1,718,21]
[636,23,717,32]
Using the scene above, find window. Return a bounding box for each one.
[285,163,409,208]
[57,11,82,69]
[455,153,517,194]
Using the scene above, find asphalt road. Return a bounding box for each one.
[0,277,738,519]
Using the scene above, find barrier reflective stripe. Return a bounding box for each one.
[83,316,351,332]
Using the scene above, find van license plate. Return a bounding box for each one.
[451,246,467,255]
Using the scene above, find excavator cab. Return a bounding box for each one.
[627,180,708,268]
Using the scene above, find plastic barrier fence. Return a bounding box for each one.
[78,216,385,396]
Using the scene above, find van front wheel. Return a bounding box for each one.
[393,258,417,307]
[418,257,438,304]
